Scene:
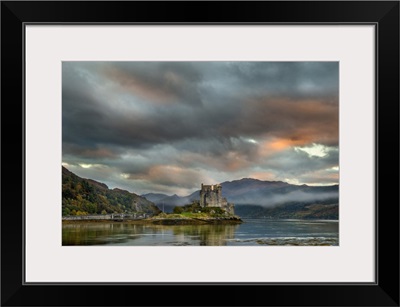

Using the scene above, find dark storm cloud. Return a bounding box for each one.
[62,62,339,194]
[63,62,338,147]
[101,62,204,106]
[222,62,339,98]
[264,147,339,177]
[63,143,121,160]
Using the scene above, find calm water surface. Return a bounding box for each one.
[62,219,339,246]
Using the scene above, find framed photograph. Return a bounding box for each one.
[2,1,399,306]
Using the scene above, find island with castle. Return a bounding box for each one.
[146,183,242,225]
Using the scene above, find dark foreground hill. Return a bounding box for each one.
[62,167,161,216]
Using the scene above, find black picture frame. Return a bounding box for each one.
[1,1,399,306]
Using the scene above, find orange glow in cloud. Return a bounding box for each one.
[103,66,177,104]
[176,151,251,173]
[244,97,338,147]
[138,165,188,182]
[131,164,213,190]
[298,168,339,185]
[224,151,250,171]
[260,138,308,157]
[80,148,117,159]
[269,139,293,151]
[248,172,277,181]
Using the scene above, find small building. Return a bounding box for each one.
[199,183,234,215]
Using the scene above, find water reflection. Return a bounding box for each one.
[62,222,239,246]
[171,224,237,246]
[62,219,338,246]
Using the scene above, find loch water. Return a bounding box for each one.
[62,218,339,246]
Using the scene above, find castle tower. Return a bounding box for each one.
[199,183,234,215]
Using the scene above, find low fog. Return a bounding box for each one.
[229,190,339,207]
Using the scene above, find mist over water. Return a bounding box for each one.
[232,191,339,207]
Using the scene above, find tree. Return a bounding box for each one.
[173,206,184,214]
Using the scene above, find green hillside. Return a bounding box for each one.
[62,167,161,216]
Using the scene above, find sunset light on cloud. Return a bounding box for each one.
[62,62,339,195]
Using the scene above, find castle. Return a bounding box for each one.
[199,183,235,215]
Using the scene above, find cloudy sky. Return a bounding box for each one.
[62,62,339,196]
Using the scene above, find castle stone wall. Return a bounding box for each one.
[199,183,234,215]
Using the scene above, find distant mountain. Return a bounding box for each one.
[220,178,338,207]
[142,192,198,213]
[141,193,170,203]
[62,167,161,216]
[143,178,338,219]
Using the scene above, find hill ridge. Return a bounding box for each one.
[62,166,160,216]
